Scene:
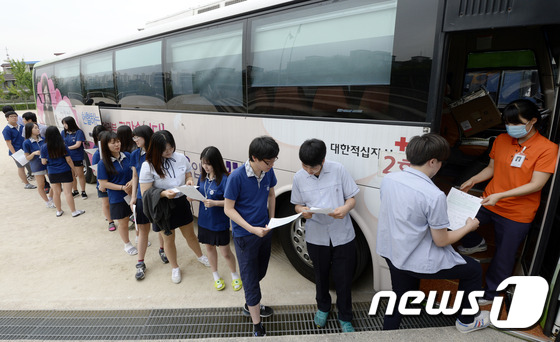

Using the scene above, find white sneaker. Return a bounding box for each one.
[456,311,491,333]
[457,239,487,255]
[46,200,55,208]
[124,243,138,256]
[477,297,493,306]
[172,267,181,284]
[198,255,210,267]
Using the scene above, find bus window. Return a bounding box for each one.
[116,41,165,109]
[165,23,244,113]
[82,52,116,104]
[54,59,82,106]
[249,0,437,121]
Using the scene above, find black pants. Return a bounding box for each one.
[383,256,482,330]
[307,239,356,322]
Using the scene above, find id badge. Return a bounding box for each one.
[511,152,526,168]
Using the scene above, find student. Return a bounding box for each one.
[290,138,359,333]
[130,125,168,281]
[96,131,138,256]
[377,133,489,333]
[91,126,114,231]
[22,122,53,208]
[40,126,85,218]
[2,110,36,189]
[22,112,47,137]
[61,116,87,199]
[458,99,559,304]
[139,130,209,284]
[194,146,242,291]
[117,125,136,153]
[224,136,279,337]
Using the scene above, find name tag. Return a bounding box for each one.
[511,152,526,168]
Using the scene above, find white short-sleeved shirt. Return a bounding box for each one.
[291,160,359,246]
[377,167,465,274]
[139,152,192,197]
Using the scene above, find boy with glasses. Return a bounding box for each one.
[224,135,279,337]
[2,111,36,189]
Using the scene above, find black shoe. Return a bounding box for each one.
[81,191,88,200]
[243,303,274,318]
[253,323,266,337]
[135,262,146,280]
[72,190,79,197]
[159,249,169,264]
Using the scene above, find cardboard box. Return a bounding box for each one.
[449,89,502,137]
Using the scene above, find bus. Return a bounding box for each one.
[33,0,560,336]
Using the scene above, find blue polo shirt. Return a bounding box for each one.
[40,145,71,174]
[224,162,277,237]
[22,138,47,173]
[97,152,133,204]
[130,148,146,199]
[61,130,86,161]
[2,124,24,156]
[197,175,230,232]
[291,160,359,247]
[377,167,465,274]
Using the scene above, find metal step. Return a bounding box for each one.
[0,302,455,340]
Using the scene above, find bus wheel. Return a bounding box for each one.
[277,199,371,283]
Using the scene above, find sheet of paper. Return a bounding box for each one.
[268,213,302,229]
[11,149,28,166]
[176,185,206,202]
[446,187,482,230]
[84,148,97,155]
[123,195,131,205]
[132,204,138,231]
[303,207,334,215]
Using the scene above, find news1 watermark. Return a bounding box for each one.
[369,276,549,328]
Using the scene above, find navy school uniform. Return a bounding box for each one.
[2,124,24,156]
[61,130,86,161]
[40,145,72,175]
[197,175,230,232]
[22,138,47,173]
[96,152,133,204]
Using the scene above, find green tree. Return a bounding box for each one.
[0,72,6,102]
[6,59,33,108]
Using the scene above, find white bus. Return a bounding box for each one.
[33,0,560,336]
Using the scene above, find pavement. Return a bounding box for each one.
[0,136,524,341]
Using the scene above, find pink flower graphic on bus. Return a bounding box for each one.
[36,73,78,129]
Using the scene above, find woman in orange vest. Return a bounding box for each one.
[458,99,558,304]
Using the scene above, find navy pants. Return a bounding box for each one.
[234,233,272,306]
[461,207,532,299]
[307,239,356,322]
[383,256,482,330]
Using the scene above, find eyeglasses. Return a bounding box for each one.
[132,136,140,141]
[263,157,278,166]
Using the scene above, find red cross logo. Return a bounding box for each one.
[395,137,408,152]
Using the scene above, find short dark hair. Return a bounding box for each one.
[248,136,279,162]
[92,125,108,146]
[502,99,541,128]
[4,110,17,118]
[406,133,450,166]
[2,105,14,114]
[22,112,37,122]
[299,139,326,166]
[117,125,134,153]
[132,125,154,149]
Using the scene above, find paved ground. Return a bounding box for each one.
[0,136,523,341]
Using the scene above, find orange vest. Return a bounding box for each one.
[484,132,558,223]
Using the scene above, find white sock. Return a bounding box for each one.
[213,272,221,281]
[124,242,134,249]
[231,272,240,280]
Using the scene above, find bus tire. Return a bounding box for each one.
[277,197,370,284]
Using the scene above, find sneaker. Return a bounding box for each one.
[339,320,355,333]
[232,279,243,292]
[135,262,146,281]
[457,239,487,255]
[72,190,79,197]
[172,267,181,284]
[314,310,329,328]
[24,183,37,189]
[197,255,210,267]
[56,210,64,217]
[456,311,491,333]
[253,323,266,337]
[46,200,55,209]
[477,297,493,306]
[27,175,35,181]
[108,222,116,232]
[159,249,169,264]
[81,191,88,200]
[243,303,274,318]
[214,278,225,291]
[72,210,85,217]
[124,244,138,255]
